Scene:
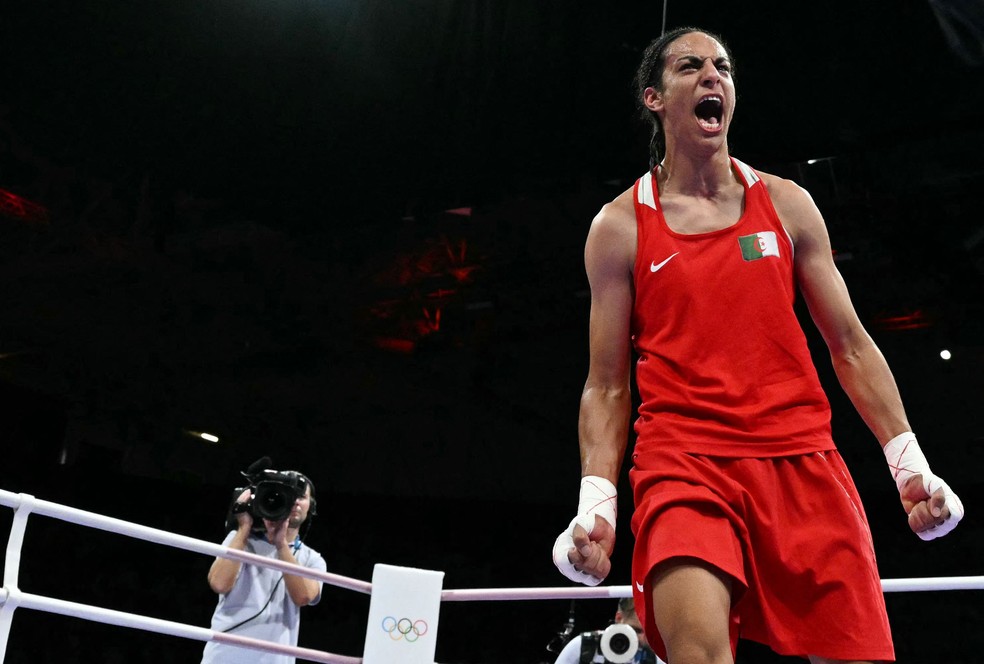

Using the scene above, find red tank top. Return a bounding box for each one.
[631,157,833,456]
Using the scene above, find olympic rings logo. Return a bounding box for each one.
[381,616,428,642]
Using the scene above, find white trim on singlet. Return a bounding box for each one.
[781,223,795,259]
[638,170,658,210]
[732,157,761,187]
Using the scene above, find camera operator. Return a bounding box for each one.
[201,466,326,664]
[553,598,663,664]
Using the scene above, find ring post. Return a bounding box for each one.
[362,564,444,664]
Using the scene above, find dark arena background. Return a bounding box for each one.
[1,1,982,662]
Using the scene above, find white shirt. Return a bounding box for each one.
[201,531,326,664]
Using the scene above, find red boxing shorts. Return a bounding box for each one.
[629,447,894,662]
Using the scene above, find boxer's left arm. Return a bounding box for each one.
[773,176,962,538]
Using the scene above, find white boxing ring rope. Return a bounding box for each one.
[1,489,982,664]
[0,490,366,664]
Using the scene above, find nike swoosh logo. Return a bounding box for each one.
[650,252,679,273]
[635,581,645,592]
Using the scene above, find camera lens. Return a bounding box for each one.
[600,623,638,663]
[253,482,294,521]
[609,632,630,654]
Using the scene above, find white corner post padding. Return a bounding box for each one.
[362,564,445,664]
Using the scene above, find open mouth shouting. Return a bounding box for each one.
[695,94,724,132]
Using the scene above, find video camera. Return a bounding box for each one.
[582,623,657,664]
[224,457,313,532]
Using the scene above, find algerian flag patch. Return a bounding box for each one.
[738,231,780,261]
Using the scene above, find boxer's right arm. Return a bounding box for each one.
[552,196,635,584]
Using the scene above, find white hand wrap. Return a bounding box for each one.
[552,476,617,586]
[883,431,964,541]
